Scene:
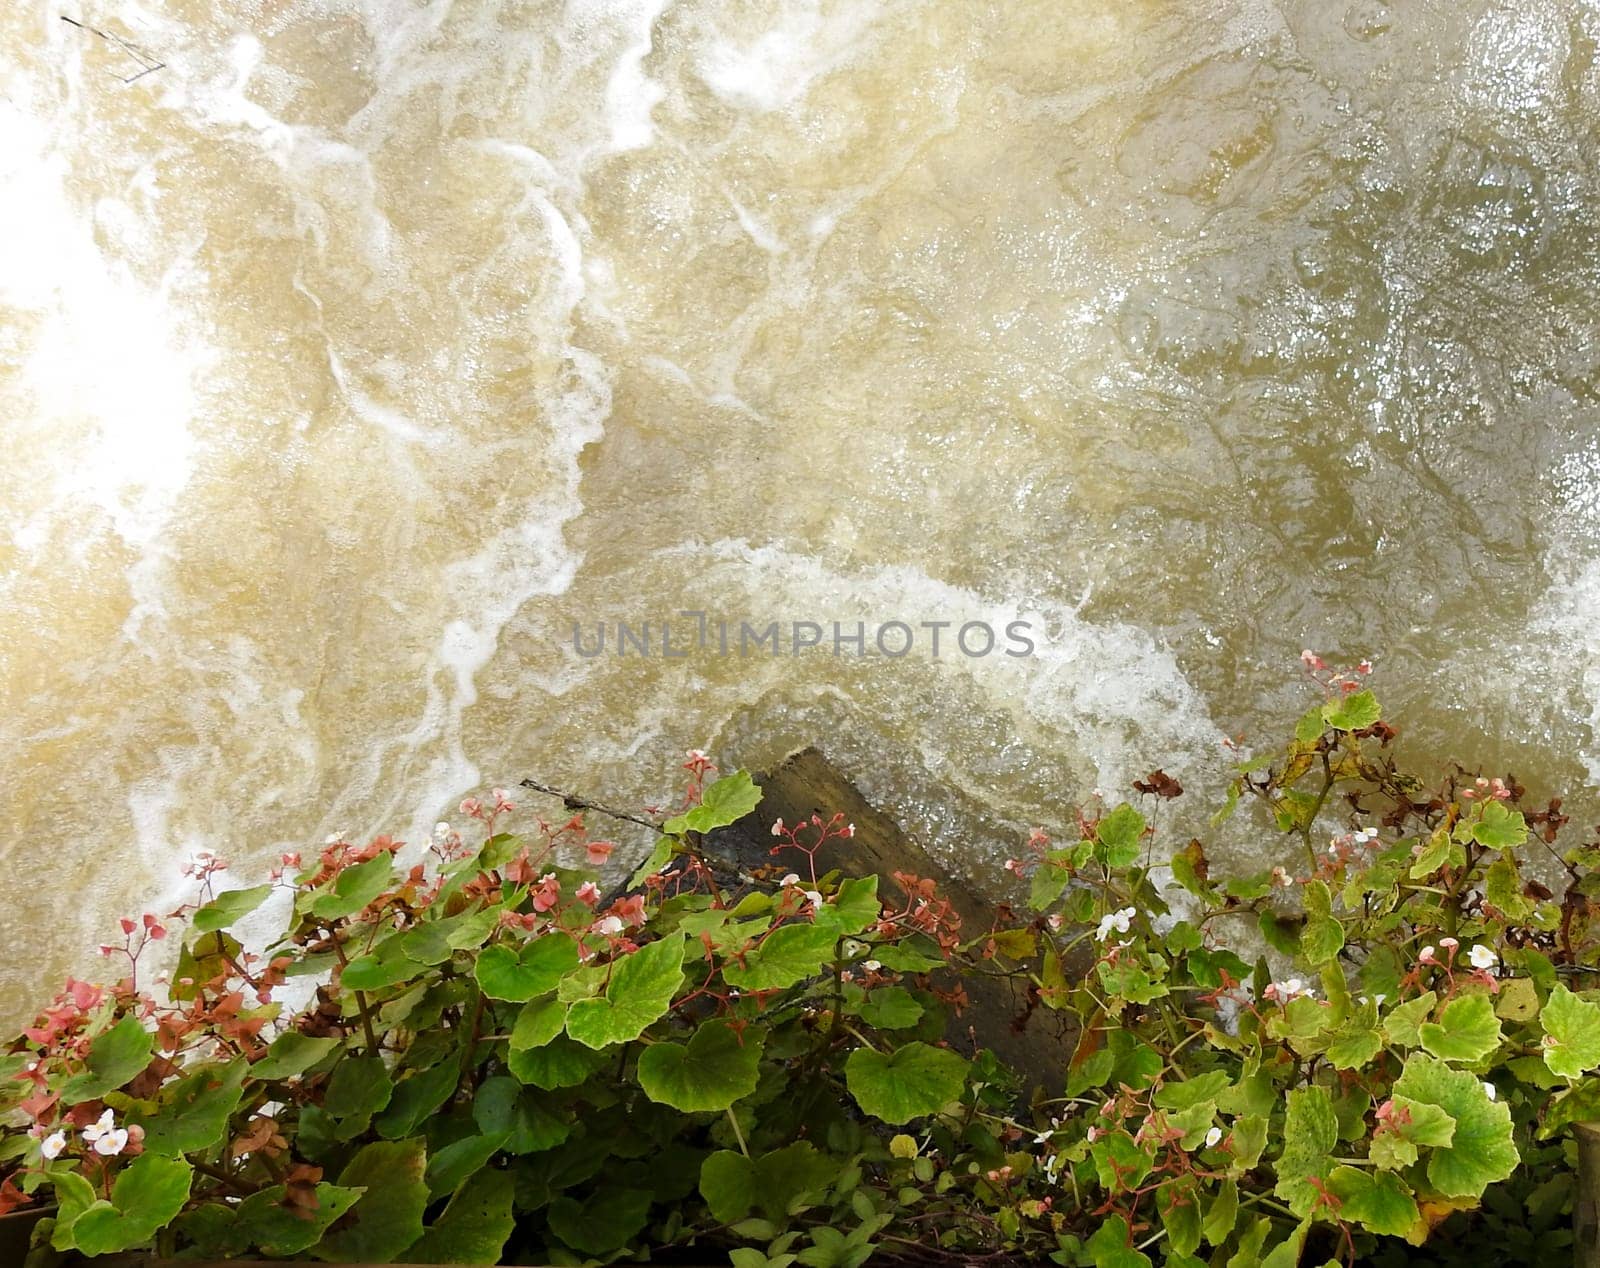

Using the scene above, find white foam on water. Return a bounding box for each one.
[680,539,1225,794]
[694,0,890,112]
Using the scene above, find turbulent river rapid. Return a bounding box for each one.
[4,0,1600,1023]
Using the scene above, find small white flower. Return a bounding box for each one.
[1439,936,1459,951]
[1420,945,1436,962]
[803,890,824,909]
[595,916,624,936]
[862,960,881,972]
[82,1109,116,1143]
[1470,944,1498,970]
[845,822,856,837]
[433,821,452,839]
[780,872,801,887]
[771,819,785,837]
[93,1128,129,1157]
[1483,1081,1497,1102]
[1203,1126,1223,1149]
[40,1130,67,1160]
[1095,907,1136,942]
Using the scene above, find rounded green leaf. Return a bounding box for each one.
[402,1167,514,1265]
[342,935,423,992]
[60,1013,153,1104]
[71,1154,193,1256]
[1542,983,1600,1080]
[547,1188,653,1255]
[1392,1055,1518,1199]
[309,854,393,920]
[507,1035,607,1089]
[1095,804,1147,868]
[637,1021,763,1111]
[1322,689,1380,732]
[472,1075,571,1153]
[473,935,581,1003]
[662,770,762,835]
[1418,993,1502,1064]
[844,1042,968,1124]
[510,997,566,1051]
[320,1138,429,1262]
[1325,1166,1419,1236]
[721,923,839,991]
[565,936,686,1049]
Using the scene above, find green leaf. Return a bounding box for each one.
[1325,1025,1383,1071]
[342,935,424,992]
[425,1133,510,1200]
[1381,992,1437,1048]
[565,936,686,1048]
[637,1021,763,1111]
[232,1183,363,1257]
[1300,880,1344,966]
[192,885,272,933]
[1158,1180,1202,1256]
[60,1013,152,1103]
[472,1076,571,1153]
[508,1035,607,1089]
[1473,800,1528,849]
[376,1057,461,1139]
[845,1042,968,1124]
[1273,1086,1336,1215]
[630,835,678,887]
[251,1032,339,1081]
[318,1138,429,1262]
[547,1188,653,1255]
[1323,690,1380,731]
[699,1150,758,1223]
[1294,706,1326,744]
[136,1058,248,1157]
[1543,984,1600,1080]
[1419,993,1502,1064]
[310,854,393,920]
[1096,804,1147,868]
[473,935,581,1002]
[855,985,924,1029]
[402,1167,514,1265]
[722,923,839,991]
[1392,1054,1518,1198]
[1030,861,1071,909]
[1326,1166,1419,1236]
[510,997,567,1051]
[813,875,881,936]
[324,1055,394,1122]
[1484,855,1533,920]
[1085,1214,1151,1268]
[48,1170,100,1249]
[1202,1178,1238,1247]
[662,770,762,835]
[1153,1072,1230,1111]
[70,1154,193,1256]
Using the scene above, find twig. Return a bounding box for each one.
[519,778,662,832]
[60,15,165,84]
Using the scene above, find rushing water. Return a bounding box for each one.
[4,0,1600,1023]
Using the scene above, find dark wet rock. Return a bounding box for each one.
[705,747,1081,1093]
